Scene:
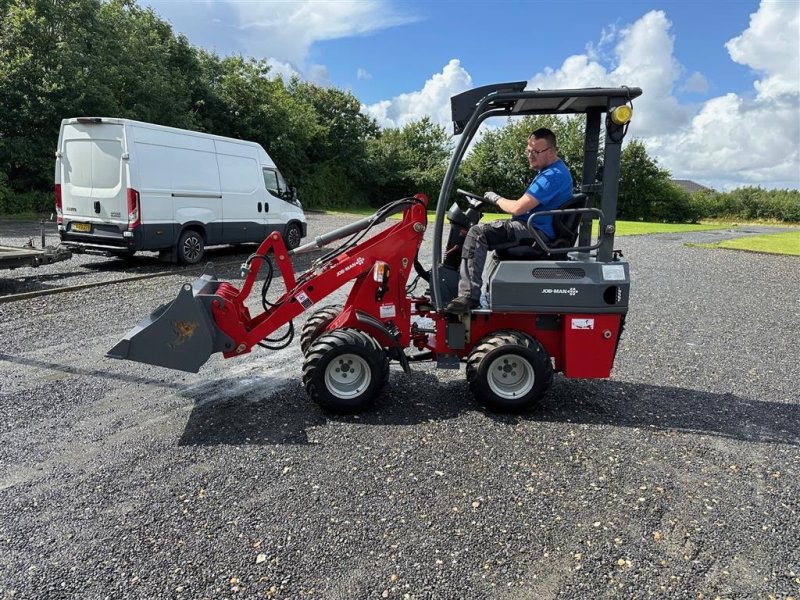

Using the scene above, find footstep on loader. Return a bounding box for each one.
[108,83,641,412]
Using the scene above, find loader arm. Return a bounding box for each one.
[108,196,428,372]
[213,198,428,357]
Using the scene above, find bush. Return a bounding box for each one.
[0,187,53,216]
[299,163,369,211]
[0,171,52,215]
[687,187,800,222]
[646,183,700,223]
[0,172,12,214]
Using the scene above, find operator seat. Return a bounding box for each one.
[494,193,588,261]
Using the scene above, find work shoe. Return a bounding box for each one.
[445,295,478,314]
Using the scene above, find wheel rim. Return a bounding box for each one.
[486,353,535,399]
[286,226,301,249]
[324,352,372,399]
[183,236,202,261]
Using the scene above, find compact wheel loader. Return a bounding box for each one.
[108,82,642,412]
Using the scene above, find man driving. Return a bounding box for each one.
[445,127,574,313]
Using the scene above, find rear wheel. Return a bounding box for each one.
[300,305,342,354]
[466,330,553,412]
[303,329,388,412]
[177,229,204,265]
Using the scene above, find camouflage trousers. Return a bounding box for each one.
[457,219,539,301]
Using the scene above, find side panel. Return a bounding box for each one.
[215,140,265,243]
[488,260,629,314]
[562,313,622,378]
[130,125,222,246]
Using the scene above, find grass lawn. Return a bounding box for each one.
[692,230,800,256]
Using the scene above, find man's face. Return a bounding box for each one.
[526,137,554,170]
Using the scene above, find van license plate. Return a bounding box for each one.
[72,222,92,233]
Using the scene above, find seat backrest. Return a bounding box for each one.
[493,193,589,261]
[550,193,588,249]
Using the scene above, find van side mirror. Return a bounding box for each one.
[282,185,298,203]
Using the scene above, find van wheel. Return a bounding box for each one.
[284,223,302,250]
[177,230,204,265]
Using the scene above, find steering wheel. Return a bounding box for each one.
[456,188,498,206]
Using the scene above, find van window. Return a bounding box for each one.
[263,168,283,197]
[64,139,122,189]
[263,168,290,198]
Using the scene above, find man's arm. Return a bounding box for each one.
[487,192,540,216]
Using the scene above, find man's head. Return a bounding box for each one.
[526,128,558,170]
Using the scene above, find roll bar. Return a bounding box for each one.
[430,84,642,310]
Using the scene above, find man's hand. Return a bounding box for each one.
[483,191,501,205]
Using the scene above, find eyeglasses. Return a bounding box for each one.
[526,147,553,157]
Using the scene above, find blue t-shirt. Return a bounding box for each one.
[512,159,573,240]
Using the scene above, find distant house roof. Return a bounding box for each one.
[671,179,713,193]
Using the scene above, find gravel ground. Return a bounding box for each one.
[0,216,798,599]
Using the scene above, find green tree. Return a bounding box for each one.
[366,116,453,207]
[0,0,205,195]
[618,140,697,222]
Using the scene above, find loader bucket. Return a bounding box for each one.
[107,271,234,373]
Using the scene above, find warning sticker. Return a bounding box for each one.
[295,291,314,310]
[379,304,396,319]
[571,318,595,330]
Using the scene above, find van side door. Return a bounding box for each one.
[216,143,265,244]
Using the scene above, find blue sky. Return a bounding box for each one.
[145,0,799,190]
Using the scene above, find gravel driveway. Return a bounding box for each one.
[0,215,798,599]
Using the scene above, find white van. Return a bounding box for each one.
[55,117,306,264]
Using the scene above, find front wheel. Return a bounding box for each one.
[466,331,553,412]
[284,223,302,250]
[303,329,388,413]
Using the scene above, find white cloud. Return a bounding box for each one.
[528,3,799,189]
[664,1,800,188]
[681,71,710,93]
[363,3,799,189]
[266,58,300,81]
[227,0,418,66]
[362,59,473,129]
[528,10,691,138]
[357,68,372,81]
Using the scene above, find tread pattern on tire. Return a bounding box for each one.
[302,328,389,412]
[299,305,342,354]
[466,329,553,412]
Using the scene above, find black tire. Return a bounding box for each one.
[177,229,204,265]
[299,305,342,354]
[284,223,302,250]
[466,330,553,412]
[303,328,389,413]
